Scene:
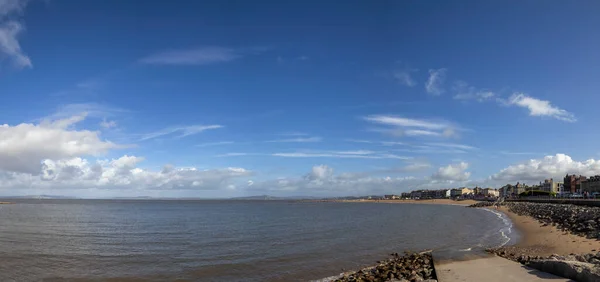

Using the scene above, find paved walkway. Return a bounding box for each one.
[435,256,573,281]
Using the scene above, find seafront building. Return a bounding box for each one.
[450,187,472,198]
[581,176,600,194]
[564,174,587,193]
[539,178,562,193]
[398,174,600,200]
[482,188,499,197]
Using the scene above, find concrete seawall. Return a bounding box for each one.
[433,254,573,281]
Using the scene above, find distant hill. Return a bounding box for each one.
[0,195,78,199]
[111,196,155,199]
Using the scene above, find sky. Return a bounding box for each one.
[1,0,600,198]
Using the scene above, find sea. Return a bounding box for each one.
[0,200,516,281]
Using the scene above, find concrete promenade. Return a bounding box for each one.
[434,256,573,282]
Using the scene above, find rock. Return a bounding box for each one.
[500,202,600,239]
[333,251,437,282]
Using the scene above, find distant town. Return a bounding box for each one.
[341,174,600,201]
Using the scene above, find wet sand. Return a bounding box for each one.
[497,206,600,257]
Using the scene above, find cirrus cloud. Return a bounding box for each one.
[425,68,447,95]
[0,0,32,69]
[505,93,575,122]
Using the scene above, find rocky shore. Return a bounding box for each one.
[332,251,437,282]
[502,202,600,238]
[471,201,600,281]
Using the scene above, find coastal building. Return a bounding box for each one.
[421,190,435,199]
[500,184,513,197]
[581,176,600,193]
[445,189,451,198]
[384,195,399,200]
[450,187,472,198]
[482,188,499,197]
[473,186,482,195]
[539,178,562,193]
[564,174,587,193]
[401,192,411,199]
[558,183,565,193]
[410,190,423,199]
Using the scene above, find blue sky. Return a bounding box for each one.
[1,0,600,198]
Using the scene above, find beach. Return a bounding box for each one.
[338,199,600,256]
[497,206,600,257]
[318,199,481,206]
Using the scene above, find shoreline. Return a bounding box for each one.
[310,199,481,206]
[320,201,600,281]
[494,205,600,257]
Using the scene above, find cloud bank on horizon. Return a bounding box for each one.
[0,0,598,197]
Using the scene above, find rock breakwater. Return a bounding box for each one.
[469,201,600,238]
[503,202,600,239]
[468,201,496,208]
[333,251,437,282]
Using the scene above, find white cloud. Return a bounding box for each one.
[402,162,432,171]
[0,0,30,68]
[346,139,405,146]
[244,163,470,195]
[0,0,26,16]
[426,142,477,150]
[0,114,120,174]
[272,152,411,160]
[248,166,421,195]
[364,115,460,138]
[425,68,446,95]
[2,155,252,190]
[405,129,441,137]
[452,81,495,102]
[306,165,333,181]
[432,162,471,181]
[393,70,416,87]
[140,47,242,65]
[396,148,467,154]
[0,19,31,68]
[140,125,223,141]
[48,103,130,120]
[364,115,446,130]
[505,93,575,122]
[99,119,117,129]
[490,154,600,182]
[384,161,432,173]
[266,137,322,143]
[333,150,376,155]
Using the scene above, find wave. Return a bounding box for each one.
[480,207,513,247]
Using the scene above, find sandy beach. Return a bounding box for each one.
[497,206,600,257]
[324,199,480,206]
